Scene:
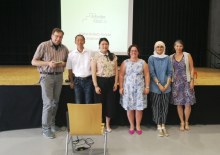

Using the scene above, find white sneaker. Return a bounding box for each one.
[43,130,55,139]
[51,126,61,133]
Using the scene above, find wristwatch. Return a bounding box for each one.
[156,81,160,85]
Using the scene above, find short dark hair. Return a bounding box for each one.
[127,44,140,57]
[51,28,64,35]
[75,34,85,41]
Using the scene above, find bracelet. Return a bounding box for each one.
[145,86,149,89]
[156,81,160,85]
[190,77,194,80]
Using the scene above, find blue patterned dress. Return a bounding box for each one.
[171,56,196,105]
[120,59,148,110]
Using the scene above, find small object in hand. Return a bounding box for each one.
[65,79,70,83]
[53,61,62,64]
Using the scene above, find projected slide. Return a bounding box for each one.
[61,0,133,55]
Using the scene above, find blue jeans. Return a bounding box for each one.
[74,76,94,104]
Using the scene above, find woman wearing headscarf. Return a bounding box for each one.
[148,41,172,137]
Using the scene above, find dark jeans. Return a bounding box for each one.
[74,76,94,104]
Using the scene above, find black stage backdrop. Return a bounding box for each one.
[0,0,61,65]
[1,85,220,131]
[0,0,209,66]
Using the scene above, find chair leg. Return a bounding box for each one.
[104,131,108,155]
[65,132,69,155]
[70,136,74,154]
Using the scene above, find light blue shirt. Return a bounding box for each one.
[148,55,173,94]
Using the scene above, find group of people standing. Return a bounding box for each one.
[147,40,196,137]
[119,40,196,137]
[32,28,196,139]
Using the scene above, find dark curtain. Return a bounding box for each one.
[0,0,209,66]
[133,0,209,66]
[0,0,61,65]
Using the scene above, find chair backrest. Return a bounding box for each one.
[67,103,103,135]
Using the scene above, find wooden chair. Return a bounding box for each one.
[65,103,107,155]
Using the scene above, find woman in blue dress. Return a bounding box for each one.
[170,40,196,131]
[119,44,150,135]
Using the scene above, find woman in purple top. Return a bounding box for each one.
[170,40,196,131]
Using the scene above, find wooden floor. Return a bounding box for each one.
[194,68,220,85]
[0,66,69,85]
[0,66,220,85]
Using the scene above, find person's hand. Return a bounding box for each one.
[163,83,169,91]
[113,84,118,91]
[119,88,124,95]
[70,82,74,89]
[143,88,149,95]
[190,80,194,90]
[48,61,56,68]
[95,86,101,94]
[56,61,65,67]
[158,84,165,92]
